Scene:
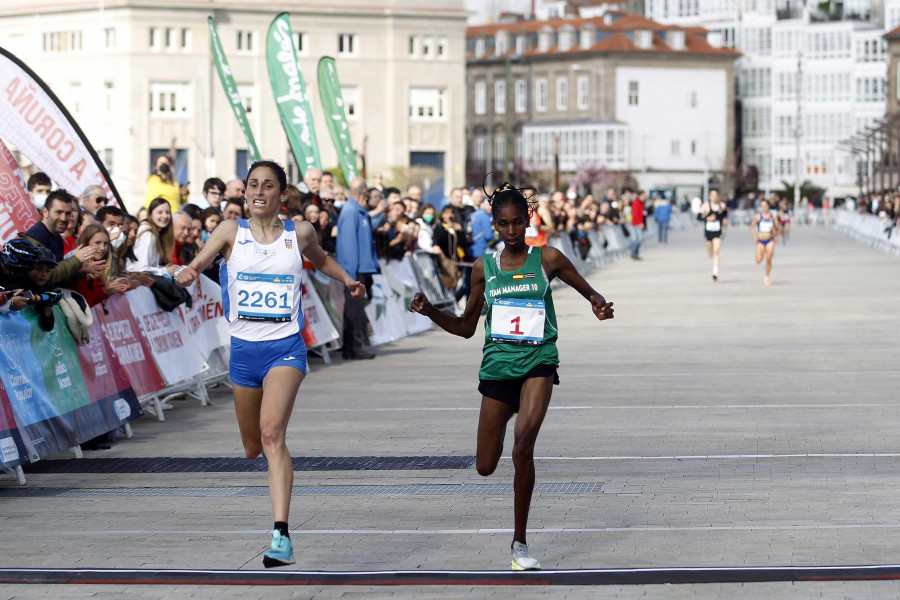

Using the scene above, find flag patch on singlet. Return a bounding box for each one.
[512,274,524,280]
[284,238,293,249]
[524,273,536,278]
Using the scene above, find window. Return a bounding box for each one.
[515,80,527,113]
[538,33,551,52]
[104,81,114,112]
[496,34,507,56]
[580,30,593,50]
[628,80,639,105]
[494,137,506,164]
[181,28,191,51]
[516,36,526,55]
[149,27,159,51]
[689,91,697,107]
[149,82,189,115]
[409,35,417,57]
[70,82,82,113]
[536,78,548,112]
[103,149,114,176]
[474,137,487,165]
[104,28,116,49]
[691,140,697,155]
[556,78,568,111]
[236,84,257,115]
[495,81,506,114]
[43,31,83,53]
[558,31,572,51]
[410,87,445,121]
[342,85,359,120]
[165,28,175,51]
[577,76,589,110]
[437,36,447,58]
[636,30,652,49]
[236,150,251,180]
[338,34,356,55]
[515,136,524,159]
[423,36,434,58]
[671,140,680,155]
[669,30,685,50]
[236,30,255,53]
[474,82,486,115]
[475,38,486,58]
[294,32,306,55]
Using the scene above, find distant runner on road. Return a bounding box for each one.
[409,182,614,571]
[752,198,781,286]
[698,189,728,281]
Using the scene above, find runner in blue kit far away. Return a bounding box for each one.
[175,160,365,568]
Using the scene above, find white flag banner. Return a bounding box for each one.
[176,274,229,360]
[0,47,122,206]
[299,277,340,349]
[382,258,431,336]
[125,287,208,385]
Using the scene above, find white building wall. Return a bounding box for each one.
[615,67,728,188]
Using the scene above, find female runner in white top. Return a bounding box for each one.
[175,160,364,567]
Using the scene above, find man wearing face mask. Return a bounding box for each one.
[27,172,52,212]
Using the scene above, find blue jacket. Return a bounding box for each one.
[653,203,672,223]
[468,209,494,257]
[336,197,379,279]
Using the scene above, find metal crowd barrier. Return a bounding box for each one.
[408,251,459,314]
[835,211,900,257]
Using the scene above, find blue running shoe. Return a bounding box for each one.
[263,530,295,568]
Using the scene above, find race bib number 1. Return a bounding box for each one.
[236,272,294,322]
[491,298,545,346]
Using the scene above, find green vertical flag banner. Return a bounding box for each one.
[208,17,260,162]
[317,56,357,181]
[266,13,321,175]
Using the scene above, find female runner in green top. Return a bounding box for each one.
[408,183,615,570]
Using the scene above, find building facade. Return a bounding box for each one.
[644,0,888,197]
[466,12,738,197]
[0,0,467,212]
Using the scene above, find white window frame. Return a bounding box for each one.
[338,33,357,56]
[636,30,653,49]
[496,33,507,56]
[149,27,160,51]
[558,31,572,51]
[180,28,191,52]
[165,27,175,51]
[423,36,434,58]
[515,79,527,113]
[556,78,568,111]
[495,80,506,114]
[475,137,487,164]
[671,140,680,155]
[236,30,255,54]
[474,81,487,115]
[580,30,593,50]
[577,76,589,110]
[294,32,307,56]
[437,36,447,59]
[237,84,257,116]
[628,80,639,105]
[538,33,551,52]
[104,28,116,49]
[409,35,418,57]
[536,78,548,112]
[494,137,506,164]
[475,38,486,58]
[516,36,526,55]
[343,85,360,120]
[149,82,190,116]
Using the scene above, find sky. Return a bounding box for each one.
[464,0,532,24]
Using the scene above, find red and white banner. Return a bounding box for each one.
[93,294,164,397]
[124,287,208,386]
[0,138,37,243]
[0,48,122,206]
[177,274,229,360]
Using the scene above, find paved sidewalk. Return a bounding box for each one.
[2,224,900,599]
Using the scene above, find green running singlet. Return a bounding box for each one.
[480,246,559,381]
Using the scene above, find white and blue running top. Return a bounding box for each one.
[221,219,304,342]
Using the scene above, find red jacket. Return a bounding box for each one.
[631,198,646,227]
[70,276,106,307]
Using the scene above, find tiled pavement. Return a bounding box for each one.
[2,224,900,599]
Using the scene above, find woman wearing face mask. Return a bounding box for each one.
[128,197,178,277]
[415,204,438,252]
[145,154,181,214]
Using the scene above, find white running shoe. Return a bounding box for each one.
[511,541,541,571]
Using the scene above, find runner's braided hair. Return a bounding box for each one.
[482,172,538,220]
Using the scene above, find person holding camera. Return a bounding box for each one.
[145,154,181,213]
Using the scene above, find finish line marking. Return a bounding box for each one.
[293,403,898,413]
[530,453,900,461]
[3,565,900,586]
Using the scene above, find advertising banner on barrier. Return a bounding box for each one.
[267,13,321,174]
[0,138,38,243]
[176,274,228,360]
[0,48,123,206]
[77,325,141,430]
[126,287,208,385]
[94,294,164,396]
[382,258,431,336]
[308,269,344,333]
[0,384,26,469]
[364,273,406,346]
[299,279,339,349]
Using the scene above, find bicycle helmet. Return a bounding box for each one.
[0,238,41,272]
[34,245,58,267]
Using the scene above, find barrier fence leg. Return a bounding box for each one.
[122,422,133,439]
[15,466,25,485]
[70,445,83,459]
[151,395,165,422]
[319,345,331,365]
[196,376,210,407]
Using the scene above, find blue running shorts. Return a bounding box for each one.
[230,332,308,388]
